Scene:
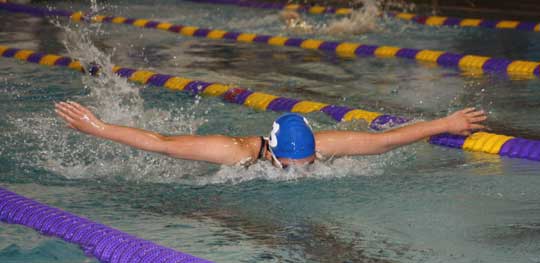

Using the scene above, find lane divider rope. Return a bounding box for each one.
[0,187,212,263]
[1,2,540,78]
[189,0,540,32]
[1,45,539,162]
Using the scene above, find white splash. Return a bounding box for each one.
[276,0,417,36]
[193,151,400,185]
[323,0,383,35]
[8,6,210,183]
[90,0,100,14]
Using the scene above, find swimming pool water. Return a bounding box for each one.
[1,1,540,262]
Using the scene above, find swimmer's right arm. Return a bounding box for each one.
[315,108,487,156]
[54,101,260,165]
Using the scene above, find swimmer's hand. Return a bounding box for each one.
[443,108,487,136]
[55,101,106,136]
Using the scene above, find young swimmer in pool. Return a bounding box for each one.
[279,5,381,36]
[279,10,315,34]
[55,101,487,168]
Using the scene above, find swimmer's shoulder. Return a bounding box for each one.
[230,136,267,166]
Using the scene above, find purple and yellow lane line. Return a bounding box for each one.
[1,2,539,78]
[187,0,540,32]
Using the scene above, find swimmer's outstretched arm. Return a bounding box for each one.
[315,108,487,157]
[54,101,260,165]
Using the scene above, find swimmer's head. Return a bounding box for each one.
[279,10,301,24]
[268,113,316,168]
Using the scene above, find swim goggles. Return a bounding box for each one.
[265,137,286,169]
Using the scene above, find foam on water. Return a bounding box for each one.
[322,0,383,36]
[271,0,417,36]
[196,144,414,185]
[89,0,100,14]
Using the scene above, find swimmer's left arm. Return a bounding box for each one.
[55,101,259,165]
[315,108,487,156]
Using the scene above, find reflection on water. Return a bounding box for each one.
[1,0,540,262]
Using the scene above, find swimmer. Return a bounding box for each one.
[279,6,379,36]
[55,101,487,169]
[279,10,314,34]
[323,0,383,35]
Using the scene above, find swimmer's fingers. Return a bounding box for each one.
[55,102,76,118]
[466,110,486,118]
[61,101,85,117]
[61,102,95,123]
[458,124,486,136]
[68,101,93,116]
[55,107,77,129]
[457,124,485,136]
[55,101,74,113]
[55,106,72,122]
[470,124,486,130]
[445,108,488,136]
[461,131,472,136]
[69,101,101,122]
[56,102,82,121]
[66,123,77,130]
[461,107,476,114]
[469,115,487,123]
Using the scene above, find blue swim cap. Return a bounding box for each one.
[268,113,315,159]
